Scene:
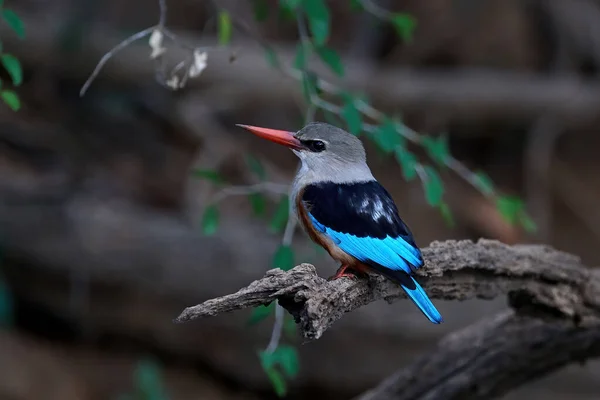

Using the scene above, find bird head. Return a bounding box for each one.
[237,122,367,171]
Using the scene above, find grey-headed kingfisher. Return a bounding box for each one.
[237,122,442,324]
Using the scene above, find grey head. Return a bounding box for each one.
[292,122,374,185]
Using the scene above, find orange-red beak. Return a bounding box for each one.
[236,124,304,150]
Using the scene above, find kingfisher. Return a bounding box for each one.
[237,122,442,324]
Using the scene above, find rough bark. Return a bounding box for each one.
[175,239,600,340]
[355,311,600,400]
[175,239,600,400]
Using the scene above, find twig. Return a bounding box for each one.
[263,188,297,354]
[79,27,156,96]
[158,0,167,27]
[524,115,561,241]
[359,0,395,20]
[259,11,314,356]
[445,157,495,197]
[80,0,216,96]
[265,302,285,353]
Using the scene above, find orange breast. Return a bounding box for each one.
[295,188,359,267]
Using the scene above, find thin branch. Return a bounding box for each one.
[265,184,296,354]
[523,116,561,241]
[175,239,600,340]
[359,0,395,20]
[266,302,285,353]
[263,11,313,356]
[80,0,217,95]
[158,0,167,27]
[79,27,155,96]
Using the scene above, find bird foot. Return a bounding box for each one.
[328,265,366,281]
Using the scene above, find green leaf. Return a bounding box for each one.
[280,0,301,10]
[276,345,300,378]
[272,245,295,271]
[497,196,538,233]
[495,195,523,225]
[391,13,416,42]
[218,10,232,45]
[260,345,300,382]
[259,351,289,397]
[1,90,19,111]
[269,195,290,233]
[394,149,417,181]
[374,118,403,153]
[248,302,274,325]
[0,278,13,328]
[1,54,22,86]
[249,192,267,217]
[520,212,537,233]
[264,46,280,68]
[264,366,287,397]
[135,358,167,399]
[349,0,363,11]
[422,135,449,166]
[277,2,296,21]
[473,170,494,196]
[191,168,225,184]
[253,0,269,21]
[341,95,362,136]
[301,71,319,102]
[302,0,330,46]
[283,313,297,339]
[246,155,266,180]
[2,10,25,39]
[422,166,444,206]
[294,42,309,70]
[201,205,219,235]
[316,46,344,77]
[439,202,454,227]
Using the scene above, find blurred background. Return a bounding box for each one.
[0,0,599,399]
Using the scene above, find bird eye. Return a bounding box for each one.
[310,140,326,152]
[299,139,326,152]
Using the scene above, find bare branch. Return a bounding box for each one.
[79,27,156,96]
[174,239,600,340]
[355,310,600,400]
[265,302,285,353]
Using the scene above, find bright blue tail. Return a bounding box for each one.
[401,276,443,324]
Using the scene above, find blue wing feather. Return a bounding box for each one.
[307,211,443,324]
[308,213,420,272]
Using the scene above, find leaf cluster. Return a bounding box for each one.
[0,2,24,111]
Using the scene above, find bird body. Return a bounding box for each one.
[237,122,443,324]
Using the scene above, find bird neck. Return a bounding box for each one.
[290,159,375,210]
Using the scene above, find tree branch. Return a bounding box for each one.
[5,14,600,128]
[175,239,600,340]
[355,310,600,400]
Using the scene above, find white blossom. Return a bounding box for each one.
[149,28,166,59]
[166,74,179,89]
[188,50,208,78]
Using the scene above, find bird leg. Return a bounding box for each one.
[328,264,367,280]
